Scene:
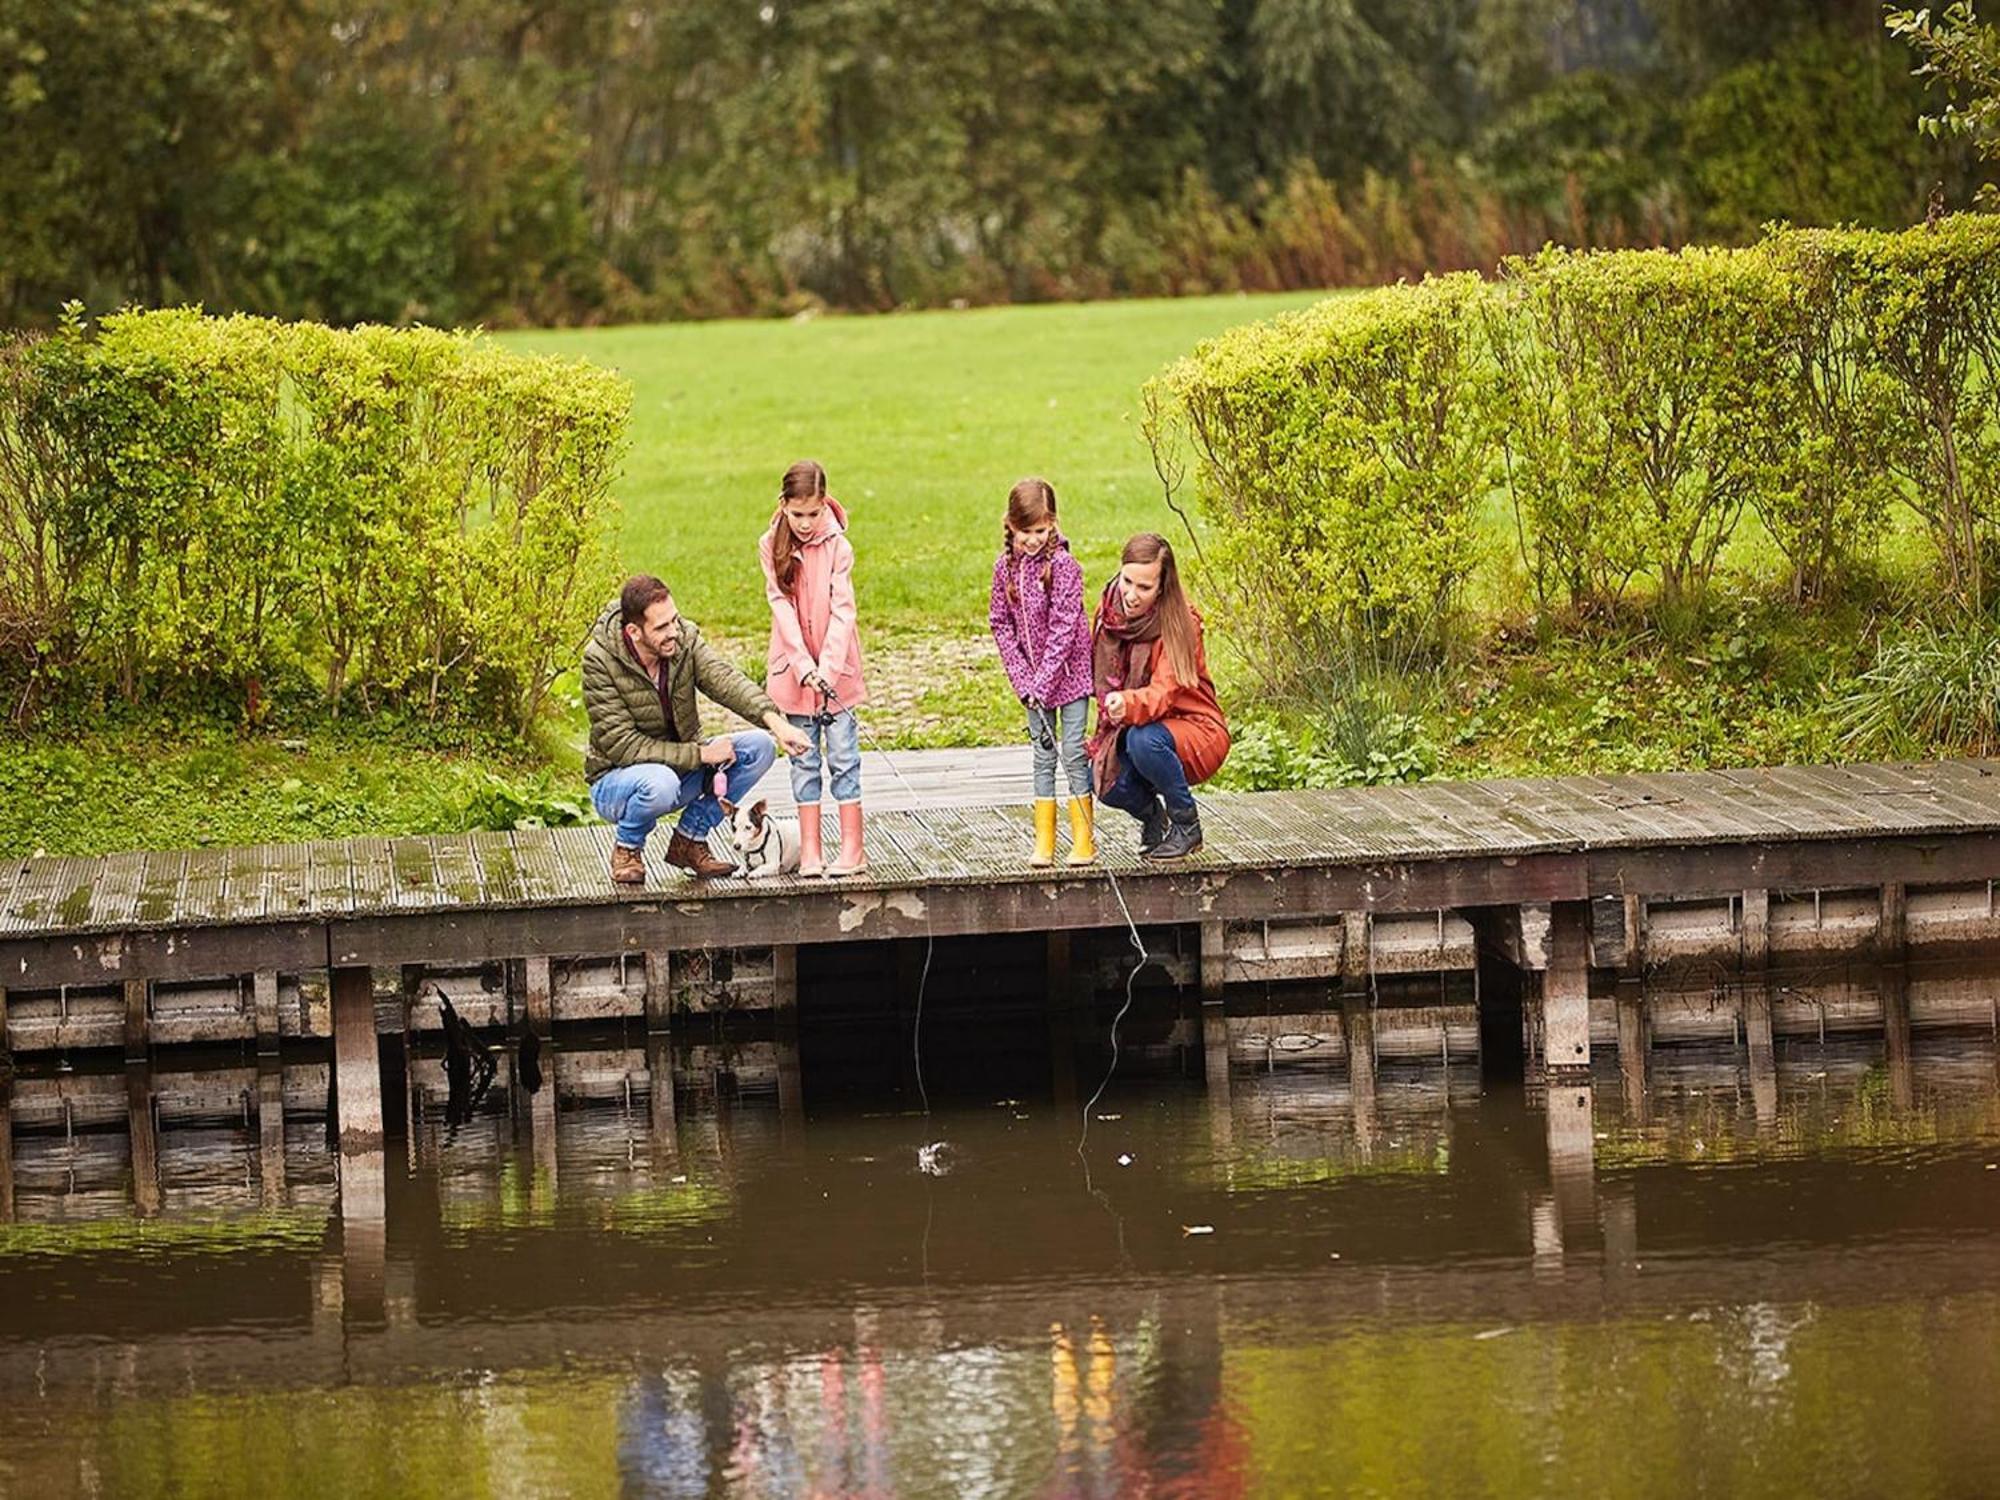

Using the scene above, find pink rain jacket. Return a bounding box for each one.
[759,496,868,715]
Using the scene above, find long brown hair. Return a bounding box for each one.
[769,459,827,594]
[1123,532,1200,685]
[1003,476,1058,603]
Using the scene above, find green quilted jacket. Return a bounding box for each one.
[582,598,779,782]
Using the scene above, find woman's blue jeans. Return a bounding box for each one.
[1097,722,1195,819]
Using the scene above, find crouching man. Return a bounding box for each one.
[584,575,811,883]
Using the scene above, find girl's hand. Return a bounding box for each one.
[1105,692,1127,724]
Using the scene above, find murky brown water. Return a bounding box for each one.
[6,1031,2000,1498]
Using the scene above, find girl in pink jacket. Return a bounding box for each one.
[988,477,1096,867]
[760,459,869,876]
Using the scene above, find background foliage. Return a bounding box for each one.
[0,0,1973,328]
[0,310,628,731]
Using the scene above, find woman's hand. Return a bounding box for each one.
[804,667,834,697]
[1104,692,1127,725]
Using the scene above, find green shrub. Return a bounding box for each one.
[1754,229,1903,603]
[1489,245,1794,614]
[0,310,629,733]
[1145,273,1495,698]
[1788,215,2000,613]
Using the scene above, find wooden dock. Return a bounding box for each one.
[7,758,2000,1147]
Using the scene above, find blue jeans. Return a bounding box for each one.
[590,731,777,847]
[1028,699,1091,799]
[1098,722,1196,819]
[786,708,861,804]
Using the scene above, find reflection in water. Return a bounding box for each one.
[9,1030,2000,1495]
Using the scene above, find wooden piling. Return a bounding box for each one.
[644,951,673,1034]
[253,969,281,1056]
[1620,895,1646,978]
[523,955,553,1037]
[123,979,149,1063]
[1740,888,1770,970]
[1202,1002,1231,1099]
[772,945,799,1016]
[1199,921,1227,1004]
[330,965,385,1153]
[1542,900,1592,1075]
[258,1061,287,1208]
[1342,991,1376,1105]
[1340,911,1370,993]
[1616,990,1648,1119]
[1879,882,1908,961]
[127,1065,160,1218]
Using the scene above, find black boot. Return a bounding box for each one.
[1145,804,1202,861]
[1137,798,1170,854]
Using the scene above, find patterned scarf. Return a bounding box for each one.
[1086,580,1163,792]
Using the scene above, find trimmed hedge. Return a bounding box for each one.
[1146,273,1494,698]
[0,308,628,730]
[1146,214,2000,692]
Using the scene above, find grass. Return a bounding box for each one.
[5,288,1975,854]
[499,290,1329,637]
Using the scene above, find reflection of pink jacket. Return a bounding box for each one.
[759,496,868,715]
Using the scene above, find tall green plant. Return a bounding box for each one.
[1805,216,2000,612]
[1146,274,1495,700]
[1753,229,1900,603]
[1490,246,1793,614]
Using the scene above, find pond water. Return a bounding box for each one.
[5,1027,2000,1497]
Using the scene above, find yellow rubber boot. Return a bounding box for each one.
[1065,796,1097,866]
[1030,798,1059,867]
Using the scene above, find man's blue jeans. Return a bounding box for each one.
[1097,722,1196,819]
[590,731,777,848]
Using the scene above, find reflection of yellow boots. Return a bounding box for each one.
[1031,798,1058,867]
[1065,796,1096,866]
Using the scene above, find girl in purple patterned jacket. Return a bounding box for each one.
[988,477,1096,866]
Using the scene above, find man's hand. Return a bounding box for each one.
[1105,691,1127,725]
[766,712,812,757]
[699,735,735,766]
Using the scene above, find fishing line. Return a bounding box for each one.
[819,686,937,1116]
[819,690,1153,1144]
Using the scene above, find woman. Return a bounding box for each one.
[1088,533,1230,860]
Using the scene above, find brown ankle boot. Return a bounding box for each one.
[665,828,736,879]
[610,843,646,885]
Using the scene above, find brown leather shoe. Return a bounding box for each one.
[610,843,646,885]
[665,828,736,879]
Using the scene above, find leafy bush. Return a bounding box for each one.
[1755,229,1903,602]
[0,309,629,732]
[1784,216,2000,613]
[1146,273,1495,698]
[1489,245,1794,614]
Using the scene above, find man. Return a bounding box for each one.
[584,574,812,883]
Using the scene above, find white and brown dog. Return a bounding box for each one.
[721,797,802,879]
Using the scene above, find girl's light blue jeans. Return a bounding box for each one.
[787,708,861,805]
[1028,698,1091,799]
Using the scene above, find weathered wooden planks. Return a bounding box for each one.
[6,761,2000,995]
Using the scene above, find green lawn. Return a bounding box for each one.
[500,291,1330,637]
